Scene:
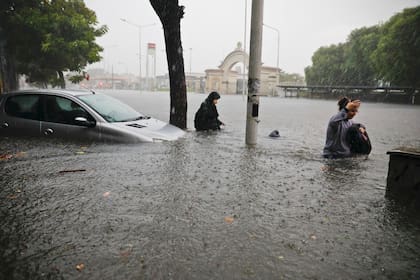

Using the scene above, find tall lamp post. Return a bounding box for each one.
[246,0,264,145]
[120,18,156,92]
[243,0,248,97]
[189,48,192,75]
[263,23,280,82]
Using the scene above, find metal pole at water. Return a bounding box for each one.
[245,0,264,145]
[120,19,156,93]
[242,0,248,98]
[263,23,280,83]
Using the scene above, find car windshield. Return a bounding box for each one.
[78,94,144,123]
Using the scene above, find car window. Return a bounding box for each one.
[78,94,143,122]
[44,95,93,125]
[5,95,40,120]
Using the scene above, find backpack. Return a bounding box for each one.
[347,124,372,155]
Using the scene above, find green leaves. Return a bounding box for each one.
[1,0,107,88]
[305,6,419,88]
[372,7,420,87]
[305,44,347,86]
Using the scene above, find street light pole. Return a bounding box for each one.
[263,23,280,72]
[102,44,117,74]
[243,0,248,97]
[189,48,192,75]
[120,18,156,92]
[245,0,264,145]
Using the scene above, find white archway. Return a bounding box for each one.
[216,43,249,94]
[205,43,280,95]
[219,49,249,79]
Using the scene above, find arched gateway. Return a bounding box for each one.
[205,43,281,95]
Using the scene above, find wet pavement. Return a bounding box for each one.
[1,91,420,279]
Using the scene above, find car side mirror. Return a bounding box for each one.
[74,117,96,127]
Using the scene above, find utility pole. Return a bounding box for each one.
[263,23,280,83]
[111,65,114,89]
[120,19,156,92]
[189,48,192,75]
[245,0,264,145]
[243,0,248,97]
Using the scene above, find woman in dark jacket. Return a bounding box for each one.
[323,97,371,158]
[194,91,224,131]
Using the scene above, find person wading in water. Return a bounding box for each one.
[194,91,224,131]
[323,97,371,158]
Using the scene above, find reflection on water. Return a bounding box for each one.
[1,92,419,279]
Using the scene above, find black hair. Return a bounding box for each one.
[338,97,350,110]
[208,91,220,101]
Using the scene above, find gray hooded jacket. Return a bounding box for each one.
[323,109,353,158]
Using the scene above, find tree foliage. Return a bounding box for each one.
[149,0,187,129]
[0,0,107,90]
[372,7,420,87]
[343,26,380,86]
[305,6,419,88]
[305,44,346,86]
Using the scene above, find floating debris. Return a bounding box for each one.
[76,263,85,271]
[224,216,235,224]
[59,169,86,174]
[0,152,26,160]
[309,234,317,240]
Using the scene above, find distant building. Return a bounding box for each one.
[155,72,205,93]
[186,73,205,93]
[73,68,140,90]
[205,43,281,95]
[79,43,302,94]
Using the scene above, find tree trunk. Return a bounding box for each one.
[0,52,18,93]
[0,27,18,93]
[58,70,66,89]
[149,0,187,129]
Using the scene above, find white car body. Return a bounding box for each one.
[0,89,185,143]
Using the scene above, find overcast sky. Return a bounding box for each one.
[84,0,419,76]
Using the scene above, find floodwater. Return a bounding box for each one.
[1,90,419,280]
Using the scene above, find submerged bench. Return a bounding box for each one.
[386,150,420,206]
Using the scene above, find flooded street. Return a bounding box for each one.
[1,90,420,279]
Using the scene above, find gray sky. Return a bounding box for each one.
[84,0,419,76]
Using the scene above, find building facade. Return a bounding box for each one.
[205,43,281,95]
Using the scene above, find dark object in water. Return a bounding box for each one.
[386,150,420,208]
[269,130,280,138]
[347,124,371,154]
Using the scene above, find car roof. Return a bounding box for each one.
[4,88,96,97]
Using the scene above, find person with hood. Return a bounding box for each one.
[323,98,363,158]
[194,91,224,131]
[339,97,372,155]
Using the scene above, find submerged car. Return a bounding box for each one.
[0,89,185,143]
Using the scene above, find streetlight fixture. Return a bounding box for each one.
[246,0,264,145]
[189,48,192,75]
[263,23,280,82]
[243,0,248,97]
[102,44,118,74]
[120,18,156,92]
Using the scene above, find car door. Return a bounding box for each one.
[40,95,100,141]
[0,94,41,137]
